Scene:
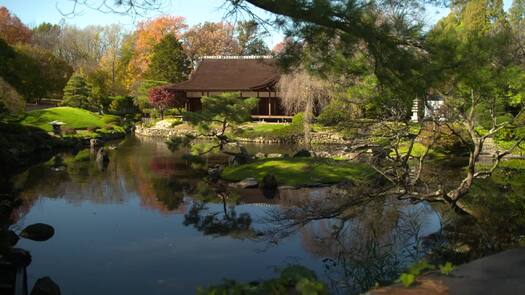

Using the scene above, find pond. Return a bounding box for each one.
[5,136,444,294]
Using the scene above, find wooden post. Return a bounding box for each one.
[268,92,272,116]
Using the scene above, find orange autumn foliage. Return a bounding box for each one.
[0,7,32,45]
[183,22,240,60]
[127,16,187,84]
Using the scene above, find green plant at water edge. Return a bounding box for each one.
[439,262,454,275]
[397,260,435,287]
[196,265,328,295]
[398,273,416,288]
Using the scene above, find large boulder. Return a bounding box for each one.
[254,152,267,159]
[20,223,55,242]
[228,153,251,167]
[260,174,279,199]
[231,178,258,189]
[259,174,278,191]
[31,277,61,295]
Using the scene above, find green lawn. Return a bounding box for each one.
[390,142,447,159]
[236,123,301,138]
[20,107,119,132]
[221,157,377,186]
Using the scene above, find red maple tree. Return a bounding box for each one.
[148,86,184,119]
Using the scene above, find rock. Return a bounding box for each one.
[208,165,224,180]
[255,152,267,159]
[293,149,311,158]
[7,229,19,246]
[89,138,101,149]
[260,174,279,199]
[233,178,258,189]
[313,151,331,158]
[20,223,55,241]
[6,248,32,267]
[96,148,109,164]
[334,180,354,189]
[266,153,283,159]
[228,155,239,166]
[278,185,297,190]
[261,187,279,199]
[228,152,251,167]
[259,174,278,191]
[453,243,472,254]
[31,277,61,295]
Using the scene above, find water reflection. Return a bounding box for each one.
[260,186,440,294]
[0,181,60,295]
[6,136,445,295]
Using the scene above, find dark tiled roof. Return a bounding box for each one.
[168,57,280,91]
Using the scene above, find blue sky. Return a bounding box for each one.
[0,0,512,47]
[0,0,285,46]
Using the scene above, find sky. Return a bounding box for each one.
[0,0,514,48]
[0,0,285,47]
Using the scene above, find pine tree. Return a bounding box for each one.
[510,0,525,26]
[510,0,525,64]
[146,34,190,83]
[62,74,91,109]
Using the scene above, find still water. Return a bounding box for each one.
[8,136,441,294]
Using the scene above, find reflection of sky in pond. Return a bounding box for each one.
[12,135,442,295]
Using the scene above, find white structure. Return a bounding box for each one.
[411,99,419,122]
[411,98,445,122]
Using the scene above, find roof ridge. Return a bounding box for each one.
[199,55,273,60]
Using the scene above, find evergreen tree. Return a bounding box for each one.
[510,0,525,64]
[146,34,190,83]
[62,74,91,109]
[236,21,270,55]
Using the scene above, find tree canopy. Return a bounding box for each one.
[146,34,190,83]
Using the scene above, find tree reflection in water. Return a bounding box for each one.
[0,181,60,294]
[261,185,440,294]
[183,181,259,240]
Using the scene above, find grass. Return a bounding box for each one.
[20,107,117,132]
[391,142,447,159]
[221,157,377,186]
[495,139,525,156]
[236,122,302,138]
[489,159,525,170]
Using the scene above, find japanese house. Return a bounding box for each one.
[168,56,290,120]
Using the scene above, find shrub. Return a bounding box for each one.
[292,112,304,126]
[0,77,24,118]
[101,115,121,124]
[87,126,98,132]
[317,99,349,126]
[108,96,139,116]
[420,123,469,155]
